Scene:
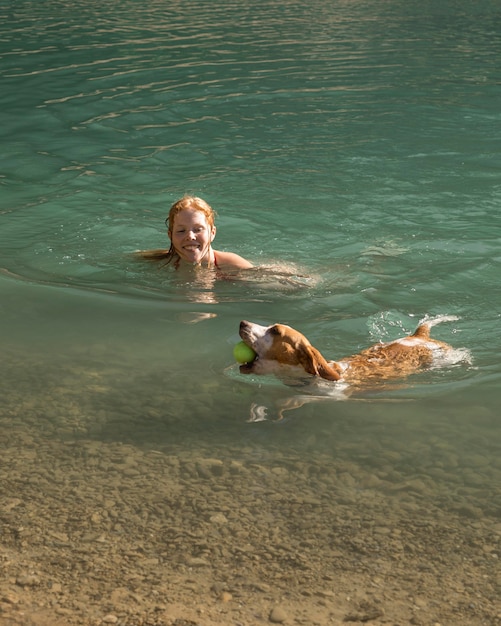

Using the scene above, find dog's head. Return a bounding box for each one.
[238,320,341,381]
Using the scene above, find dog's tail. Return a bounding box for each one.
[412,315,459,339]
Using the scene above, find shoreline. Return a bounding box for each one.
[1,429,500,626]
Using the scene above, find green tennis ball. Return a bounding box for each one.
[233,341,256,364]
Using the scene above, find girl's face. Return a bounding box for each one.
[169,209,216,266]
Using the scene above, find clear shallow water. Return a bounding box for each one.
[1,0,500,490]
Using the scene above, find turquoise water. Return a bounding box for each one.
[1,0,500,485]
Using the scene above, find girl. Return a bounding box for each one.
[136,196,253,270]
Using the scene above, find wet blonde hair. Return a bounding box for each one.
[165,195,217,234]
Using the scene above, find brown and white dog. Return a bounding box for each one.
[238,316,468,419]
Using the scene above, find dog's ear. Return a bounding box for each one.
[297,345,340,381]
[318,362,341,381]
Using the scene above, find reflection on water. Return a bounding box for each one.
[128,257,319,304]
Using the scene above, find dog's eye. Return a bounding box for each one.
[269,326,282,336]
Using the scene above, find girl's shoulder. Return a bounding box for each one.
[214,250,253,269]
